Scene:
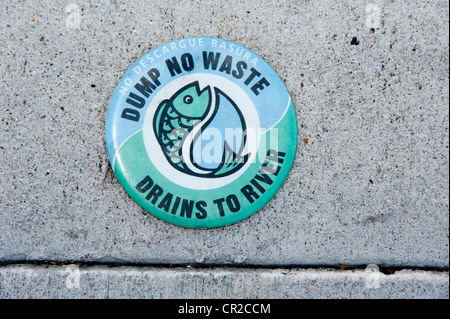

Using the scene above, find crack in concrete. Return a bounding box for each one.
[0,260,448,275]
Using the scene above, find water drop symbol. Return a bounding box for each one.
[154,81,248,177]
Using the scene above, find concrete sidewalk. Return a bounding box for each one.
[0,0,448,298]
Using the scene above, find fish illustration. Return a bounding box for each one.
[153,81,248,177]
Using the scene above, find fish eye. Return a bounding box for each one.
[183,95,193,104]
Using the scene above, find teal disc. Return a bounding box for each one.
[105,37,298,228]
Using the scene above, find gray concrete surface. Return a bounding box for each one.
[0,0,448,299]
[0,264,448,299]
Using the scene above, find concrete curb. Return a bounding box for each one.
[0,264,448,299]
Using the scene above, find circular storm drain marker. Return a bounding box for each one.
[105,37,298,228]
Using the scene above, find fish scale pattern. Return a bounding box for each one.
[154,100,202,169]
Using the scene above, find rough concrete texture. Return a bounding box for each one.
[0,265,448,299]
[0,0,448,271]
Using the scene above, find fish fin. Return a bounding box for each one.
[212,142,248,177]
[154,100,171,138]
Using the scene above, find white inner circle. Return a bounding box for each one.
[142,73,260,190]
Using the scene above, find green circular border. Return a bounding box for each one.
[106,37,298,228]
